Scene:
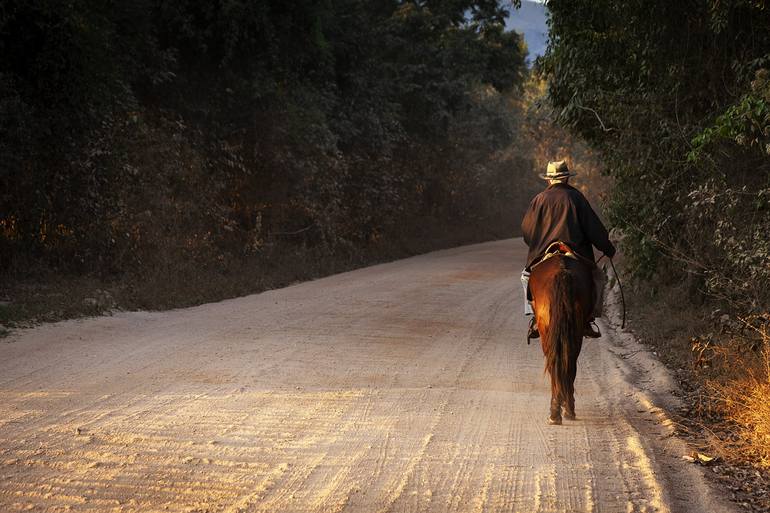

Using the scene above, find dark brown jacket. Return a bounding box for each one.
[521,183,615,268]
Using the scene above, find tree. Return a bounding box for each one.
[540,0,770,308]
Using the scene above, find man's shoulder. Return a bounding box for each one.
[565,184,588,201]
[541,184,586,202]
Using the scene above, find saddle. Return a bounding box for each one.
[526,241,596,303]
[530,241,595,271]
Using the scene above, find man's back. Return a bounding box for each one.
[521,183,613,268]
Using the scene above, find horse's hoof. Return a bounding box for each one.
[547,416,562,425]
[564,411,576,421]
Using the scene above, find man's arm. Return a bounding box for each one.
[578,196,616,258]
[521,197,538,246]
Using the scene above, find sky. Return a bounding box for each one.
[504,0,548,63]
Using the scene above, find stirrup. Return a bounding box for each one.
[584,320,601,338]
[527,317,540,340]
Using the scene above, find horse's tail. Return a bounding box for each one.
[544,261,578,405]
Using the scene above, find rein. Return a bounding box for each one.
[597,255,626,329]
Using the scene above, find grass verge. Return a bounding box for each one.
[626,277,770,511]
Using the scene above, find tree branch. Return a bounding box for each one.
[272,224,315,236]
[574,104,616,132]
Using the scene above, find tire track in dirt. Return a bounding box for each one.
[0,240,736,512]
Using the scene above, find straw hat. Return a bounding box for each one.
[540,160,576,180]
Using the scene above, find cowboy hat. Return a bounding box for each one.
[539,160,576,180]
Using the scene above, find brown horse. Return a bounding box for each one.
[529,248,594,425]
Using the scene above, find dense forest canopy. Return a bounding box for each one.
[541,0,770,310]
[1,0,534,281]
[11,0,766,315]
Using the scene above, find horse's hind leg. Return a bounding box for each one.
[563,395,576,421]
[563,362,578,420]
[548,375,562,425]
[564,338,583,421]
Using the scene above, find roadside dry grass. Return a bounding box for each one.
[706,320,770,468]
[627,278,770,511]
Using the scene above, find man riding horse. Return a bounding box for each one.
[520,160,616,339]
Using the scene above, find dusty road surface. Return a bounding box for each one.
[1,239,734,513]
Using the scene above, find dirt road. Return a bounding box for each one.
[0,240,734,512]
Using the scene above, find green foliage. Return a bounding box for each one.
[0,0,531,277]
[541,0,770,309]
[690,69,770,160]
